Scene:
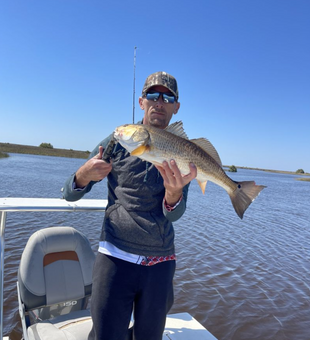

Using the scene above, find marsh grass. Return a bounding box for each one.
[296,177,310,182]
[0,151,9,158]
[0,142,90,159]
[237,166,310,177]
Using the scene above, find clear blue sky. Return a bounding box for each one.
[1,0,309,172]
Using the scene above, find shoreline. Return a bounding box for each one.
[0,142,90,159]
[1,142,309,178]
[228,166,310,177]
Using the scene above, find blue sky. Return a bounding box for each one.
[1,0,309,172]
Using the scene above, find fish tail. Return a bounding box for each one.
[229,181,266,219]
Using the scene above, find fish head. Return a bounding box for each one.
[114,124,150,153]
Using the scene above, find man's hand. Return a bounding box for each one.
[75,146,113,188]
[155,160,197,206]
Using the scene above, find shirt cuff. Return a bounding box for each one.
[164,194,183,212]
[72,181,85,191]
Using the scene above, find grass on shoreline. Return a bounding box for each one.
[0,142,90,159]
[0,151,9,158]
[233,166,310,176]
[295,177,310,182]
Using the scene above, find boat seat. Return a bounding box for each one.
[27,310,92,340]
[17,226,95,340]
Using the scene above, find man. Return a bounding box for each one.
[63,71,197,340]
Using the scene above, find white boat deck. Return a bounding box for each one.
[2,313,217,340]
[0,198,217,340]
[164,313,217,339]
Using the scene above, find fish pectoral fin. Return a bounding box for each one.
[197,179,207,194]
[130,145,149,156]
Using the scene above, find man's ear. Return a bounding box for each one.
[174,102,180,115]
[139,97,144,110]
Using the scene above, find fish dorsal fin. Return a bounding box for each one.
[165,121,188,139]
[191,138,222,166]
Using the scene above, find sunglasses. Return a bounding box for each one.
[145,91,176,104]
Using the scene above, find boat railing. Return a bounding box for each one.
[0,197,107,340]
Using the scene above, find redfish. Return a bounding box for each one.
[114,121,266,219]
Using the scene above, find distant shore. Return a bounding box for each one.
[1,142,309,180]
[229,166,310,177]
[0,142,90,159]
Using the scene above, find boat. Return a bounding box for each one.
[0,197,218,340]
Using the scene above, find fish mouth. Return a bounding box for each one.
[114,127,127,141]
[114,128,144,152]
[114,126,138,142]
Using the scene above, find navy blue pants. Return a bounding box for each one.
[88,252,176,340]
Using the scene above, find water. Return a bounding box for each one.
[1,153,310,339]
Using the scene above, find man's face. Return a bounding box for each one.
[139,85,180,129]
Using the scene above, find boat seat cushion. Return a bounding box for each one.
[19,226,95,310]
[44,257,85,305]
[27,309,92,340]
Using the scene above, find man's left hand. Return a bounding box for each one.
[155,160,197,206]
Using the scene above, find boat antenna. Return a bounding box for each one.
[132,46,137,124]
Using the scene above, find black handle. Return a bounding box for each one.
[102,138,116,163]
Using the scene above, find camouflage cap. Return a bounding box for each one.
[142,71,179,100]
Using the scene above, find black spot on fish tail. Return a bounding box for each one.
[229,181,266,219]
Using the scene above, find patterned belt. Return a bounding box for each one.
[140,254,176,266]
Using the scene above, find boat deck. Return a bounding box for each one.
[164,313,217,339]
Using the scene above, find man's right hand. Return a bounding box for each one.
[74,146,113,188]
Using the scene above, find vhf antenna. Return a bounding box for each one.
[132,46,137,124]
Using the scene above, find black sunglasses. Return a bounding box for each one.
[145,91,176,104]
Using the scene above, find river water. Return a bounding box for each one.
[1,153,310,340]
